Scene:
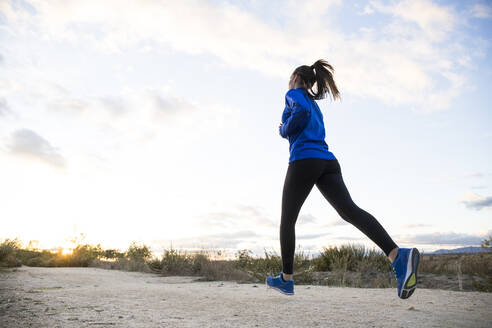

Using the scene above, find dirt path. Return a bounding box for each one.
[1,266,491,327]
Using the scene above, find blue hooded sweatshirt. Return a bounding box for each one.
[280,88,336,163]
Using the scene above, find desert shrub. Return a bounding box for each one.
[108,257,151,272]
[310,244,389,272]
[70,244,103,267]
[472,236,492,292]
[420,253,492,276]
[0,238,22,267]
[195,258,252,282]
[236,249,254,269]
[234,248,281,278]
[472,276,492,292]
[126,242,152,262]
[159,247,194,275]
[142,248,250,281]
[102,249,125,260]
[102,242,153,272]
[233,248,313,283]
[33,249,71,267]
[481,235,492,253]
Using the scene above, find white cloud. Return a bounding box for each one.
[460,192,492,210]
[368,0,456,42]
[464,172,484,178]
[6,128,66,167]
[357,0,474,111]
[298,232,332,240]
[0,97,11,116]
[1,72,237,144]
[397,230,492,245]
[470,3,492,18]
[198,204,277,231]
[299,213,318,224]
[471,185,487,190]
[401,223,432,229]
[360,4,375,15]
[150,230,265,253]
[0,0,480,112]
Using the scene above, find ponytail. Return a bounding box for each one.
[293,59,341,101]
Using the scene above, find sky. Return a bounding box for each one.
[0,0,491,258]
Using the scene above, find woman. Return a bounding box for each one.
[265,59,420,299]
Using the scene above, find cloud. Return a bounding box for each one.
[298,232,332,240]
[152,95,193,114]
[18,77,238,141]
[0,97,11,116]
[397,230,492,246]
[299,214,350,227]
[1,0,481,112]
[460,192,492,210]
[360,4,375,15]
[147,91,197,119]
[320,220,350,228]
[401,223,432,229]
[6,128,66,167]
[0,53,4,64]
[298,214,318,224]
[355,0,473,111]
[97,95,128,117]
[464,172,484,178]
[153,230,262,249]
[199,204,277,229]
[50,97,90,113]
[367,0,455,42]
[469,3,492,18]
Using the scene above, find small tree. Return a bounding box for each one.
[102,249,125,260]
[126,242,152,262]
[0,238,22,267]
[235,249,253,269]
[71,244,103,266]
[481,235,492,253]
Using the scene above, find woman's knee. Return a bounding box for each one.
[336,203,360,222]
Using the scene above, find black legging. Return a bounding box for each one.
[280,158,398,274]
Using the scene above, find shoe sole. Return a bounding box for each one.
[265,279,294,296]
[400,248,420,299]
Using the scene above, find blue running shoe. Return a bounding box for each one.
[265,272,294,295]
[390,247,420,299]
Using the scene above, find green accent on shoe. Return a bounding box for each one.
[407,273,416,287]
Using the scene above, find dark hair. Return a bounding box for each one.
[292,59,341,101]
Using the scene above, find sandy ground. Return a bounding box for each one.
[1,266,491,328]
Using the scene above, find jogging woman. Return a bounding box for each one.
[265,59,420,299]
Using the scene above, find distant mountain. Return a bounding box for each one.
[430,246,490,254]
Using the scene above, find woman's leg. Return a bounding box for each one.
[280,159,325,277]
[315,160,398,257]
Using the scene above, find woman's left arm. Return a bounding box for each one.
[279,90,311,138]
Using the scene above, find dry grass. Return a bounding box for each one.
[2,238,491,291]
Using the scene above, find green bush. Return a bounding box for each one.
[159,247,194,275]
[0,238,22,267]
[102,249,125,260]
[70,244,103,267]
[472,236,492,292]
[481,235,492,253]
[126,242,152,262]
[310,244,389,272]
[233,247,313,283]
